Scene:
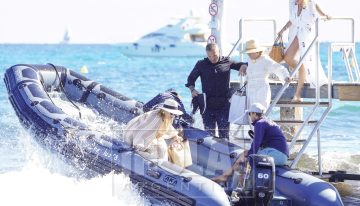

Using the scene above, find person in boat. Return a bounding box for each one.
[123,99,184,160]
[239,39,291,110]
[212,103,289,183]
[143,89,194,125]
[185,43,248,139]
[278,0,330,102]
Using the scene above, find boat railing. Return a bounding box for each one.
[227,18,277,60]
[289,17,358,171]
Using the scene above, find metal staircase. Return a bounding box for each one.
[233,17,359,175]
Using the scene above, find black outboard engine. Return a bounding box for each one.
[234,154,275,206]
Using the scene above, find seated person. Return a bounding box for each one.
[212,103,289,183]
[143,89,194,125]
[123,99,183,160]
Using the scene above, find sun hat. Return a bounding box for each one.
[246,103,266,114]
[241,39,266,53]
[159,99,183,115]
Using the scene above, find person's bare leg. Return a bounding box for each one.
[283,36,304,101]
[293,65,305,101]
[211,157,243,183]
[211,167,233,183]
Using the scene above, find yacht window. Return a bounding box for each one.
[142,33,165,39]
[167,36,180,41]
[190,34,206,42]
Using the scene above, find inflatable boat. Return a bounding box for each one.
[4,64,344,206]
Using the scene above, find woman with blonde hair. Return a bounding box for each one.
[278,0,330,102]
[123,99,183,160]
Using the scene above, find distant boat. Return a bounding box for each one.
[60,29,70,44]
[119,13,210,57]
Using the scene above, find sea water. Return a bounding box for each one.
[0,44,359,205]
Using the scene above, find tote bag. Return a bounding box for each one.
[269,35,285,63]
[168,140,193,168]
[228,84,248,125]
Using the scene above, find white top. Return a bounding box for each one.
[287,0,328,88]
[288,0,319,54]
[246,55,290,109]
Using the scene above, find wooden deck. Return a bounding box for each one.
[230,81,360,101]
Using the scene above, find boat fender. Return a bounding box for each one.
[73,79,83,89]
[146,168,161,179]
[18,83,27,89]
[183,176,192,183]
[230,152,238,159]
[96,93,106,100]
[130,108,140,115]
[196,138,204,144]
[30,101,39,106]
[53,119,60,124]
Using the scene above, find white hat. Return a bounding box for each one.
[246,103,266,114]
[159,99,183,115]
[241,39,266,53]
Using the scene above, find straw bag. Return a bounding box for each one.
[168,140,192,168]
[269,35,285,63]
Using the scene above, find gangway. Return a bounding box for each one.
[230,17,360,176]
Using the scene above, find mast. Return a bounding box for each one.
[61,28,70,44]
[208,0,224,54]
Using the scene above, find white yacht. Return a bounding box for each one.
[119,14,209,57]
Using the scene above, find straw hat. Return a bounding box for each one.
[241,39,266,53]
[159,99,183,115]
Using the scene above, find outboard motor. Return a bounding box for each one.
[234,154,275,206]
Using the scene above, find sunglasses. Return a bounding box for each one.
[248,112,252,116]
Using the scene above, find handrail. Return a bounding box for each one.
[237,18,277,61]
[268,17,355,117]
[233,16,356,171]
[320,17,355,43]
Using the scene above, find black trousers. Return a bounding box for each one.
[201,103,230,139]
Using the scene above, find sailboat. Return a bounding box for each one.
[60,28,70,44]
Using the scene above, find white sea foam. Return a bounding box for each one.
[0,165,150,206]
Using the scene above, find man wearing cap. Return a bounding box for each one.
[212,103,289,183]
[185,43,248,139]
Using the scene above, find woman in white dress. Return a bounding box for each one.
[240,39,291,110]
[278,0,330,101]
[123,99,183,160]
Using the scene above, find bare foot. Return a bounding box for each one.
[291,96,303,102]
[211,175,228,183]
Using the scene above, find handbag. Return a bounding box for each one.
[228,84,249,125]
[269,35,285,63]
[168,140,193,168]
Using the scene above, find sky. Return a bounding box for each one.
[0,0,359,44]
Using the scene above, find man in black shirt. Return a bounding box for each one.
[185,43,247,139]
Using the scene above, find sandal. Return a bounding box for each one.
[291,96,303,102]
